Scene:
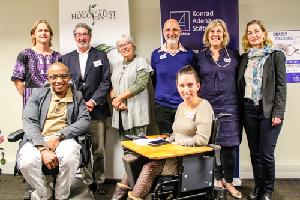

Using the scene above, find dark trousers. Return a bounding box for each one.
[155,103,177,134]
[243,99,282,194]
[215,146,237,183]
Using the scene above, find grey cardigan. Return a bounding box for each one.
[22,87,91,148]
[237,51,286,119]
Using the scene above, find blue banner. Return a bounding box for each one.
[160,0,239,52]
[160,0,240,181]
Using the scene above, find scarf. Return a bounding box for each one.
[247,46,278,105]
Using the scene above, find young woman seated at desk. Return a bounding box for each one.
[112,65,214,200]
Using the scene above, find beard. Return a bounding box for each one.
[78,42,90,49]
[166,37,180,46]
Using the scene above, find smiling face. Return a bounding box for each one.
[163,19,181,46]
[47,63,71,96]
[74,27,91,51]
[117,41,135,60]
[208,25,224,48]
[247,23,266,49]
[177,73,200,102]
[32,22,51,46]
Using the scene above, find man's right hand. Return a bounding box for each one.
[40,150,59,169]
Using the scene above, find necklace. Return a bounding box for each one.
[213,47,231,68]
[123,55,136,65]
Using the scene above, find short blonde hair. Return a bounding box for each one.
[203,19,230,48]
[30,19,53,47]
[242,20,273,52]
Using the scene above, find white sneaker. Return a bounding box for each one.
[31,190,51,200]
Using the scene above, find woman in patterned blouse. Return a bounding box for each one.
[11,19,61,107]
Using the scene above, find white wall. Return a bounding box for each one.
[0,0,299,178]
[239,0,300,178]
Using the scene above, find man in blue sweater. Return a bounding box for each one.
[151,19,198,134]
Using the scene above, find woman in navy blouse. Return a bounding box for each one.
[198,19,242,199]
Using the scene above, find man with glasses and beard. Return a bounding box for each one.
[62,23,111,194]
[151,19,198,134]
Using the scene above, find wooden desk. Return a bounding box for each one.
[121,140,213,160]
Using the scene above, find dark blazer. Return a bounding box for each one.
[22,87,91,148]
[62,47,111,119]
[237,51,286,119]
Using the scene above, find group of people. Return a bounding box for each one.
[11,17,286,200]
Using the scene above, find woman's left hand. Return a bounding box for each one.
[272,117,282,126]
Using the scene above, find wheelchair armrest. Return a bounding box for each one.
[7,129,25,142]
[208,144,221,166]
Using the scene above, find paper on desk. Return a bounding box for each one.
[133,137,164,146]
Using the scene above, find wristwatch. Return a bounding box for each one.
[55,131,65,141]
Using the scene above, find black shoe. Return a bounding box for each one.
[260,193,272,200]
[89,183,108,194]
[249,187,260,200]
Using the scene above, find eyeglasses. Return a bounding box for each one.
[74,32,89,37]
[118,42,131,48]
[48,74,70,80]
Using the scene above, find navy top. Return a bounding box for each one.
[151,48,197,108]
[198,48,241,146]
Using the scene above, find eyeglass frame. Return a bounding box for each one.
[48,73,70,81]
[74,32,90,38]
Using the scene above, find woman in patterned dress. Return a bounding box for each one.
[11,19,61,107]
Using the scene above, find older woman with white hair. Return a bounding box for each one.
[110,34,152,136]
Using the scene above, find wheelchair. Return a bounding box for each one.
[0,130,5,175]
[7,129,91,200]
[123,113,230,200]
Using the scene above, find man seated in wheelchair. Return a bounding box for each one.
[17,62,91,200]
[112,65,214,200]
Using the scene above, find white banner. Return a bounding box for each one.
[59,0,130,179]
[59,0,130,65]
[269,30,300,83]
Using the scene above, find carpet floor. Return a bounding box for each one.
[0,175,299,200]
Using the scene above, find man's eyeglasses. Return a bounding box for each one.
[74,32,89,37]
[48,74,70,80]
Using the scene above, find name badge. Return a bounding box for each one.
[224,58,231,63]
[160,53,167,60]
[185,112,196,120]
[93,60,102,67]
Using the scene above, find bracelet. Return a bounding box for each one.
[55,132,65,141]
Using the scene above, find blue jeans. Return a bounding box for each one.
[243,99,282,194]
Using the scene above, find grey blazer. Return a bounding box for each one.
[22,87,91,148]
[237,51,287,119]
